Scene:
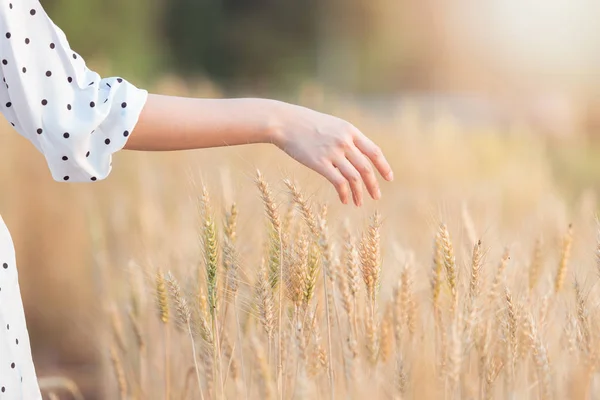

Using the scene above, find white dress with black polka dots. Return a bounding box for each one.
[0,1,148,398]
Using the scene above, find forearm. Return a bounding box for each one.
[125,94,282,151]
[123,92,393,206]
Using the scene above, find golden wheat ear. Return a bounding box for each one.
[155,269,169,324]
[223,202,240,300]
[555,223,573,293]
[438,224,457,313]
[255,257,276,341]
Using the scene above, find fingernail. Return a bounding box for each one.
[386,171,394,181]
[375,188,381,199]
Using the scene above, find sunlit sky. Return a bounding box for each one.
[450,0,600,78]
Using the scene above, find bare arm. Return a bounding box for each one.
[126,94,394,206]
[126,96,277,151]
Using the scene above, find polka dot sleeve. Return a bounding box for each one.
[0,0,148,182]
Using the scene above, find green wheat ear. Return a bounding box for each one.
[201,184,219,316]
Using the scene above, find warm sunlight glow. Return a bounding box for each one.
[450,0,600,82]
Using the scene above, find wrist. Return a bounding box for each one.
[262,99,287,147]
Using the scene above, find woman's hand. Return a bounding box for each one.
[269,102,394,206]
[128,96,392,206]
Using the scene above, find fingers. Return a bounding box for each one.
[345,146,381,200]
[333,158,364,206]
[353,134,394,181]
[318,163,351,205]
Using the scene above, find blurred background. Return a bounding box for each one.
[3,0,600,398]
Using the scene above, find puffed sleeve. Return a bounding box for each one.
[0,0,148,182]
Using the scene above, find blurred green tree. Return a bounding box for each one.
[44,0,423,94]
[163,0,320,92]
[45,0,164,84]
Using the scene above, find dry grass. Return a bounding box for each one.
[4,80,600,399]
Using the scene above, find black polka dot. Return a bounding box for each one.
[6,324,9,330]
[106,83,112,88]
[121,102,127,108]
[10,122,14,127]
[50,42,55,49]
[37,128,42,134]
[62,156,68,161]
[117,78,123,83]
[91,177,97,181]
[3,263,7,269]
[15,338,18,345]
[90,101,95,108]
[2,59,7,65]
[67,104,72,110]
[67,76,73,83]
[8,3,12,9]
[41,99,47,105]
[25,38,30,44]
[72,53,77,59]
[30,9,36,15]
[22,67,26,73]
[10,362,15,368]
[123,130,129,137]
[86,151,90,157]
[5,102,11,107]
[63,176,69,181]
[46,71,52,77]
[105,138,111,145]
[88,81,94,86]
[1,387,4,392]
[5,32,10,39]
[91,130,95,134]
[63,132,69,138]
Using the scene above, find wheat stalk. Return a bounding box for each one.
[439,224,458,314]
[200,184,224,398]
[505,286,518,389]
[469,240,483,300]
[528,237,543,292]
[255,171,286,398]
[555,224,573,293]
[223,202,239,302]
[379,303,394,363]
[527,313,552,400]
[166,272,204,400]
[487,249,510,311]
[256,258,276,343]
[359,212,382,306]
[155,269,171,399]
[432,230,444,311]
[109,344,128,400]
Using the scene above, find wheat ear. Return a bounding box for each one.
[155,269,170,399]
[555,224,573,293]
[166,272,204,400]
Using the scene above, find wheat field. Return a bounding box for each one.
[3,82,600,399]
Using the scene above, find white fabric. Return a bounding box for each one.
[0,216,39,399]
[0,0,148,398]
